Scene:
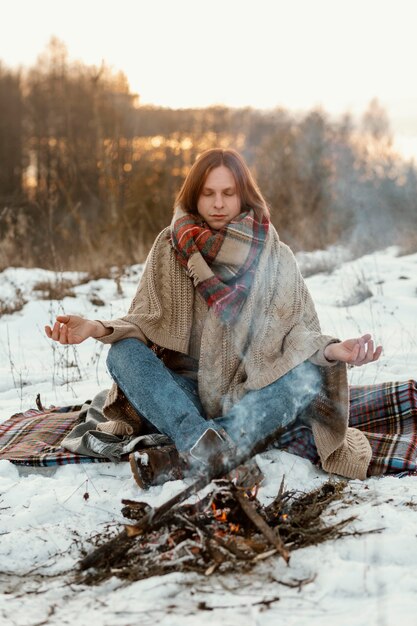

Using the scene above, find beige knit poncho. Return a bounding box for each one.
[98,225,372,480]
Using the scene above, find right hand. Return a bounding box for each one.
[45,315,105,345]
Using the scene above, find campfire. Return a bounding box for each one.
[78,470,358,586]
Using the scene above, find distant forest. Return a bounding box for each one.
[1,38,416,272]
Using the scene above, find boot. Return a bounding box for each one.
[189,427,237,472]
[129,434,262,490]
[129,445,188,490]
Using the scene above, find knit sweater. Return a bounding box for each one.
[98,225,372,480]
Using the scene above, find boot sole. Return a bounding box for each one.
[129,453,148,490]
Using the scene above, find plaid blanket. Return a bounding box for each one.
[1,380,417,474]
[280,379,417,477]
[350,379,417,476]
[0,406,108,466]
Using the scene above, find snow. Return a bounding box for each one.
[1,247,417,625]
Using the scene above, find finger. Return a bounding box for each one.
[361,339,375,364]
[361,333,372,343]
[358,342,382,366]
[372,345,383,362]
[348,342,360,364]
[51,321,61,342]
[56,315,70,323]
[59,325,68,345]
[356,338,366,363]
[45,325,52,338]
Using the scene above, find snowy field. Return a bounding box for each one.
[1,246,417,626]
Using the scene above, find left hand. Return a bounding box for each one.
[324,333,382,367]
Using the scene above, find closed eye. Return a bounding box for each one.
[202,188,236,196]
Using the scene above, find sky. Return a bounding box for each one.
[1,0,417,156]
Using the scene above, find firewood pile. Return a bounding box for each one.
[78,475,356,586]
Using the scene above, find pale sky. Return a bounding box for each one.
[2,0,417,155]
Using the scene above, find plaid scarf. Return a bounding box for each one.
[170,206,269,322]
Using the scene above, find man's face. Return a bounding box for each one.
[197,165,242,230]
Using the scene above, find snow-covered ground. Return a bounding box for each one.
[1,246,417,626]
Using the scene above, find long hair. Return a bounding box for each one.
[174,148,270,221]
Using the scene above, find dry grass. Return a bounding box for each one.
[88,294,105,307]
[336,276,373,307]
[0,288,27,316]
[297,247,352,278]
[32,278,77,300]
[397,230,417,256]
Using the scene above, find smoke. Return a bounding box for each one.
[214,360,323,455]
[330,132,417,256]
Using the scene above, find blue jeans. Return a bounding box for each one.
[106,338,322,453]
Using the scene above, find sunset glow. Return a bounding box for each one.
[1,0,417,155]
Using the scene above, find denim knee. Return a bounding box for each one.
[287,360,323,407]
[106,338,144,375]
[263,361,322,411]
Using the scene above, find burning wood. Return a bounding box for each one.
[77,477,359,586]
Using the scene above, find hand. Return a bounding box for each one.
[44,315,106,345]
[324,333,382,367]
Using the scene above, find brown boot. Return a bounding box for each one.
[129,445,188,490]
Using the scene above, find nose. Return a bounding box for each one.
[213,193,223,208]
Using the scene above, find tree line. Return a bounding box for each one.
[1,38,416,272]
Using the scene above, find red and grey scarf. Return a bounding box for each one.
[170,206,269,323]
